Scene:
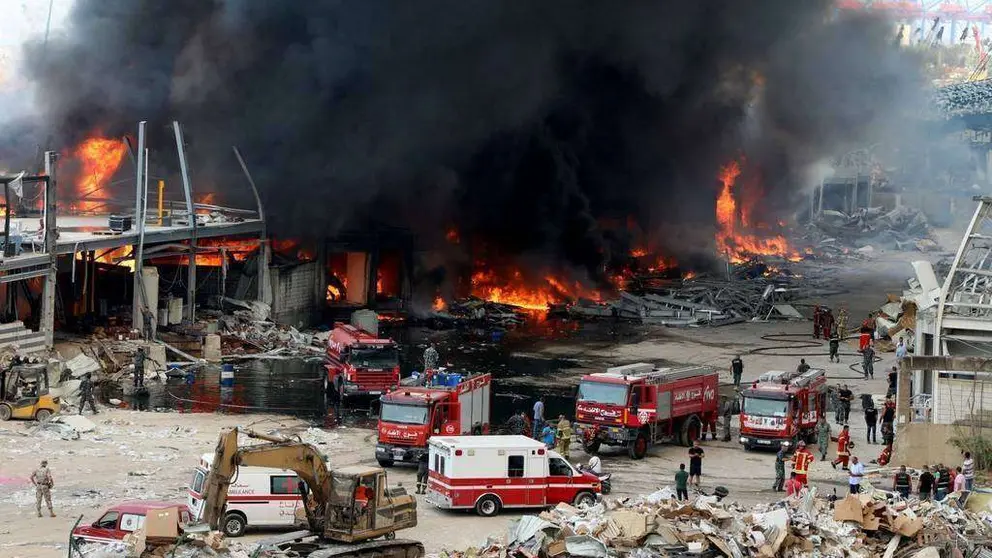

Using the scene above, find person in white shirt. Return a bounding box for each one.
[848,456,865,495]
[963,452,975,491]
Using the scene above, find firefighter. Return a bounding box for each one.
[721,395,733,442]
[816,416,831,461]
[791,441,814,486]
[556,415,573,456]
[876,443,893,467]
[837,307,849,340]
[812,305,823,339]
[831,424,852,471]
[821,308,835,340]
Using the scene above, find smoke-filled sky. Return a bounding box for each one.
[5,1,923,281]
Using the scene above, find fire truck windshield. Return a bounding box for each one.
[349,346,399,368]
[380,403,428,425]
[742,396,788,417]
[577,381,628,406]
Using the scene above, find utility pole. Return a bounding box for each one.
[132,122,148,337]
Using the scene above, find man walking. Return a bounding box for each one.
[133,347,146,389]
[792,441,814,486]
[881,398,895,446]
[773,446,787,492]
[816,416,831,460]
[731,355,743,387]
[895,339,907,362]
[532,397,545,439]
[507,411,526,436]
[828,332,840,363]
[78,373,98,415]
[831,425,852,470]
[838,385,853,424]
[862,344,875,380]
[416,453,429,494]
[893,465,912,499]
[31,460,55,517]
[688,440,704,488]
[674,464,689,501]
[887,366,898,397]
[848,456,865,495]
[864,404,878,444]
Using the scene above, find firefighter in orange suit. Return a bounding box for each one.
[791,441,815,486]
[831,425,852,471]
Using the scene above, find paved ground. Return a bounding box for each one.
[0,249,936,557]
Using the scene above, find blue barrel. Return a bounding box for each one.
[220,363,235,387]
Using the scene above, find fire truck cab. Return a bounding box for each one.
[738,368,827,451]
[375,372,491,467]
[425,435,600,517]
[574,363,718,460]
[325,312,400,399]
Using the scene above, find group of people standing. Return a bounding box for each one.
[506,397,574,457]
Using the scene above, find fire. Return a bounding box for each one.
[433,295,447,312]
[445,227,460,244]
[73,137,127,213]
[714,159,797,264]
[630,247,648,258]
[327,284,342,301]
[471,267,600,311]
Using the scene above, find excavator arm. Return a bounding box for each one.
[200,427,335,534]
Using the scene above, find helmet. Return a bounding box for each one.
[797,441,806,447]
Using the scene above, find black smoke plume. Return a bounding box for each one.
[13,1,920,285]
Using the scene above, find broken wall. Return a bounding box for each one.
[269,261,320,328]
[892,422,973,467]
[933,375,992,425]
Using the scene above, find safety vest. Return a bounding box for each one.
[792,450,813,474]
[894,472,911,490]
[837,433,850,456]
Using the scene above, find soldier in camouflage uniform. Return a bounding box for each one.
[78,373,98,415]
[773,447,787,492]
[31,459,55,517]
[816,415,832,461]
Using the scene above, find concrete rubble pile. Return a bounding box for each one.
[72,529,273,558]
[215,298,322,357]
[805,206,937,255]
[434,489,992,558]
[429,297,530,328]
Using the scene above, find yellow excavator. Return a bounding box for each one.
[201,427,423,558]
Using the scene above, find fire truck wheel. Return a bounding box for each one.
[377,457,395,468]
[475,495,502,517]
[573,491,596,508]
[628,432,648,459]
[680,415,702,447]
[582,440,601,455]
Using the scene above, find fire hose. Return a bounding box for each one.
[747,333,880,380]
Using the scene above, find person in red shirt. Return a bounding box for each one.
[785,472,804,498]
[876,443,892,466]
[831,425,852,470]
[792,441,815,486]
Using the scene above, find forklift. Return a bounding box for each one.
[0,363,60,421]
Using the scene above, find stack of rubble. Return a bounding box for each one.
[805,206,937,254]
[214,298,322,357]
[436,489,992,558]
[427,297,531,328]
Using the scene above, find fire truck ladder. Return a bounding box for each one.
[603,363,712,383]
[756,368,824,387]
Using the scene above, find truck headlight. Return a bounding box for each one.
[739,437,748,444]
[782,440,792,447]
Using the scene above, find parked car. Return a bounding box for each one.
[72,501,191,546]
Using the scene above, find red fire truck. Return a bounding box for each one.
[375,372,492,467]
[574,363,719,459]
[324,312,401,398]
[738,369,827,451]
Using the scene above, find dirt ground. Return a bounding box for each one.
[0,248,939,558]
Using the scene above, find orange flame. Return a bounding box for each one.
[433,295,447,312]
[73,137,127,213]
[327,284,342,301]
[471,267,600,311]
[445,227,460,244]
[715,159,798,263]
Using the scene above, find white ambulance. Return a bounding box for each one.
[425,435,601,517]
[187,453,307,537]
